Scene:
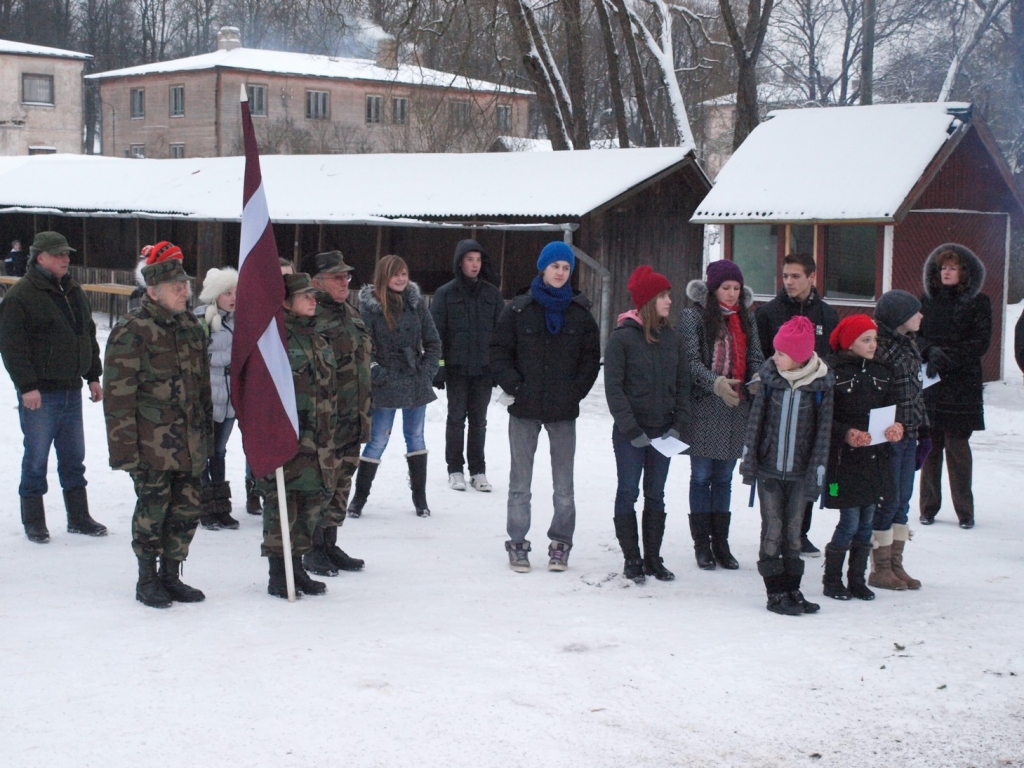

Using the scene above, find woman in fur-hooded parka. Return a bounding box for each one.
[916,243,991,527]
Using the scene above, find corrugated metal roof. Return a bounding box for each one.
[691,102,973,224]
[0,147,701,223]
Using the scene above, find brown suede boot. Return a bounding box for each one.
[868,529,908,590]
[891,524,921,589]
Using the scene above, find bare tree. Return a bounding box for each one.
[717,0,775,149]
[938,0,1012,100]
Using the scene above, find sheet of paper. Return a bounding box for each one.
[921,363,941,389]
[651,434,688,457]
[868,404,897,446]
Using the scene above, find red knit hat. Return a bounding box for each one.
[773,316,815,364]
[628,265,672,309]
[829,314,877,352]
[141,240,183,265]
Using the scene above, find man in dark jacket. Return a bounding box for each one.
[5,240,27,276]
[754,252,839,557]
[0,231,107,544]
[490,241,601,573]
[430,239,504,493]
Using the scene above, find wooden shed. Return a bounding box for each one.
[691,102,1024,380]
[0,148,710,349]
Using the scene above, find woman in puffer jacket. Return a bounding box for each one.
[195,267,238,530]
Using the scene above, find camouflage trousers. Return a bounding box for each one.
[261,486,328,558]
[130,469,202,560]
[320,442,361,528]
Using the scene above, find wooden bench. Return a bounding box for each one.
[0,276,137,324]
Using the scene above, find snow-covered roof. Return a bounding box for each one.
[0,147,702,224]
[692,102,974,224]
[86,47,529,95]
[0,38,91,60]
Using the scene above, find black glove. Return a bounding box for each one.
[630,433,652,448]
[926,346,952,378]
[433,364,446,390]
[915,438,933,470]
[370,363,388,387]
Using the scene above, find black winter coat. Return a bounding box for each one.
[0,265,102,392]
[430,239,504,377]
[755,286,839,360]
[917,244,991,434]
[358,282,441,410]
[823,352,897,510]
[603,317,691,440]
[490,289,601,423]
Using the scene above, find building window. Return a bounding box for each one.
[306,90,329,120]
[130,144,145,158]
[824,226,878,300]
[247,84,267,116]
[28,146,56,155]
[731,224,779,296]
[496,104,511,131]
[787,224,814,256]
[170,144,185,159]
[392,97,408,125]
[449,99,471,127]
[130,88,145,118]
[22,74,54,105]
[170,85,184,117]
[365,95,383,124]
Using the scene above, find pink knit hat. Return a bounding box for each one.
[773,316,815,364]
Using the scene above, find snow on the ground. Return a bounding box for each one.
[2,307,1023,767]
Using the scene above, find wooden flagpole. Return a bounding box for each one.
[275,466,297,601]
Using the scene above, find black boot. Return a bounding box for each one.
[199,484,221,530]
[245,476,262,515]
[159,558,206,602]
[687,514,716,570]
[642,508,674,581]
[64,488,107,536]
[324,524,364,571]
[407,451,431,517]
[20,495,49,543]
[347,459,379,518]
[709,511,739,569]
[785,558,819,613]
[613,513,645,584]
[267,556,294,599]
[136,556,172,608]
[759,559,802,616]
[823,543,852,600]
[847,540,876,601]
[214,481,238,529]
[292,557,327,595]
[302,527,339,576]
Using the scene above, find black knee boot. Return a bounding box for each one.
[613,514,645,583]
[347,459,379,518]
[21,495,49,543]
[709,511,739,569]
[847,540,876,601]
[407,451,430,517]
[784,557,819,613]
[642,508,674,581]
[823,544,852,600]
[687,514,715,570]
[64,488,107,536]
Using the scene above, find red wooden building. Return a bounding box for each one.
[691,102,1024,380]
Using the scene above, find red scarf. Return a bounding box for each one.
[712,302,747,384]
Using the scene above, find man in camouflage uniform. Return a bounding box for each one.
[103,257,213,609]
[299,250,372,576]
[260,272,340,598]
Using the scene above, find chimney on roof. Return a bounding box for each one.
[376,37,398,69]
[217,27,242,51]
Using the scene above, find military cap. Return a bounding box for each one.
[30,231,75,258]
[142,258,192,286]
[313,250,354,275]
[284,272,317,297]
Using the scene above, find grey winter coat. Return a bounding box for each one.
[677,280,764,461]
[196,305,234,423]
[740,358,835,501]
[358,282,441,410]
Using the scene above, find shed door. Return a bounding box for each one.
[891,210,1007,382]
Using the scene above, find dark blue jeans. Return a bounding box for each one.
[18,389,87,497]
[874,436,916,531]
[612,426,672,517]
[830,505,875,548]
[203,417,235,485]
[689,456,737,515]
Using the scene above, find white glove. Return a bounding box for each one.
[498,391,515,407]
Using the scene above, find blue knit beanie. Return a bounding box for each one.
[537,241,575,274]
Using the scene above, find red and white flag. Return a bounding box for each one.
[230,85,298,478]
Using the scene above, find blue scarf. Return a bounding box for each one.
[530,274,573,335]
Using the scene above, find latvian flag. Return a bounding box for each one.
[230,85,299,478]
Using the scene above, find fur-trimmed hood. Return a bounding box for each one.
[686,279,755,308]
[922,243,985,300]
[358,280,425,315]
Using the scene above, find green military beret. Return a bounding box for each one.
[284,272,317,297]
[142,258,192,286]
[30,231,75,258]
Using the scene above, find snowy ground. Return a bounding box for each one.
[2,307,1023,768]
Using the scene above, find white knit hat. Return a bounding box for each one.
[199,267,239,305]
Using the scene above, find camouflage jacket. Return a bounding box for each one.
[281,311,340,492]
[314,293,372,445]
[103,297,213,476]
